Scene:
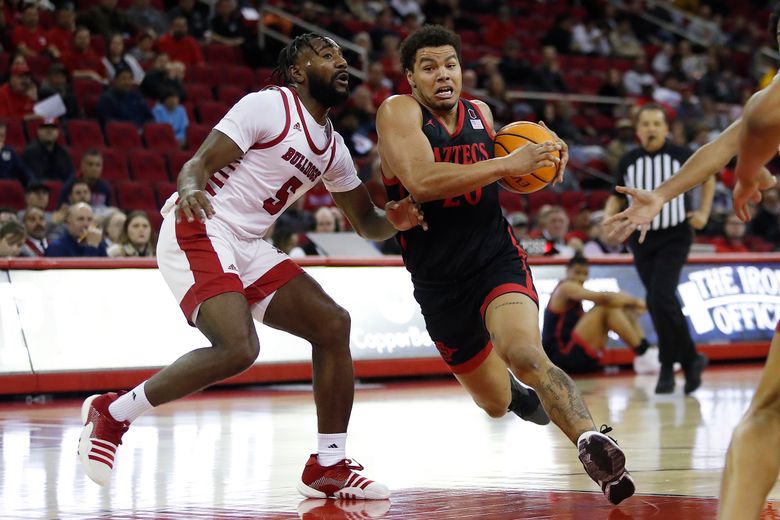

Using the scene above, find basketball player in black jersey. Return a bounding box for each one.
[375,25,635,505]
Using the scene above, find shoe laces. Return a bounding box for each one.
[599,424,618,444]
[338,458,364,472]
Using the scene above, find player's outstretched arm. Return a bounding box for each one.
[331,184,426,241]
[176,130,243,223]
[376,95,560,203]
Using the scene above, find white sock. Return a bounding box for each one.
[108,381,154,423]
[317,432,347,467]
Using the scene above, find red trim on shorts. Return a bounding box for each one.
[250,87,291,150]
[290,88,333,155]
[469,101,495,139]
[564,331,602,360]
[381,170,399,186]
[175,218,243,326]
[244,259,305,306]
[480,283,539,319]
[450,340,493,374]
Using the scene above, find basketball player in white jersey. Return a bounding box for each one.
[603,8,780,513]
[76,33,427,500]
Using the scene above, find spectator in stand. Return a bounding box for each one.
[152,87,188,147]
[59,149,112,212]
[483,5,514,49]
[482,72,514,129]
[390,0,423,24]
[344,0,377,23]
[20,206,47,256]
[0,61,38,119]
[11,2,60,60]
[0,121,34,187]
[369,8,400,52]
[156,16,204,70]
[336,108,375,161]
[699,95,729,133]
[38,63,80,120]
[21,182,51,217]
[678,40,706,81]
[107,210,155,257]
[583,211,628,256]
[461,68,478,99]
[167,0,209,41]
[97,66,152,129]
[609,18,643,59]
[571,17,610,56]
[542,14,574,54]
[64,26,108,84]
[0,208,18,223]
[363,62,393,111]
[508,211,531,242]
[532,46,568,93]
[102,33,145,84]
[0,220,24,257]
[76,0,135,41]
[497,38,531,88]
[23,118,74,183]
[209,0,261,68]
[379,34,403,84]
[710,211,749,253]
[129,29,156,66]
[536,205,579,257]
[276,197,314,234]
[314,206,339,232]
[139,52,186,102]
[749,186,780,247]
[45,202,107,257]
[47,4,76,58]
[623,55,656,96]
[102,208,126,247]
[271,222,305,258]
[651,42,675,77]
[606,118,637,175]
[126,0,168,37]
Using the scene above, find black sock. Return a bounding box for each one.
[633,338,650,356]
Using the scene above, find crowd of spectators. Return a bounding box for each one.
[0,0,779,258]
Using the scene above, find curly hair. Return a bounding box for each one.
[271,33,338,85]
[399,25,461,73]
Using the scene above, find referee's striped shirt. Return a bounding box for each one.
[614,141,693,231]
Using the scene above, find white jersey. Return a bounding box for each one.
[161,86,361,238]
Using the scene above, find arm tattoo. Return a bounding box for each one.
[493,301,524,310]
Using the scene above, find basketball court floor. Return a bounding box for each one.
[1,364,779,519]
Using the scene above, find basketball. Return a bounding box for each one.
[493,121,560,194]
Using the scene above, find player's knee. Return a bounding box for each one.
[220,330,260,371]
[312,304,351,349]
[479,398,510,419]
[505,345,549,380]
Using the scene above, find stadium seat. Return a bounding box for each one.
[66,119,105,148]
[255,68,275,89]
[155,181,177,207]
[526,190,559,214]
[105,121,143,148]
[25,119,66,145]
[184,83,214,102]
[186,123,211,150]
[100,148,131,182]
[129,150,170,183]
[166,150,191,178]
[498,188,525,214]
[143,122,179,151]
[204,44,242,65]
[189,64,222,87]
[217,85,245,105]
[197,102,229,126]
[0,180,25,210]
[42,180,63,211]
[115,181,157,211]
[560,191,586,212]
[225,65,254,91]
[586,190,611,211]
[1,118,26,150]
[73,79,105,105]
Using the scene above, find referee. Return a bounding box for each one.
[605,104,714,394]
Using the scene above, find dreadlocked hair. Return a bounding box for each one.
[271,33,334,86]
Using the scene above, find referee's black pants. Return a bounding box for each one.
[629,223,698,368]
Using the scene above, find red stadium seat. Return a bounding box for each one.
[100,148,131,182]
[204,44,242,65]
[197,102,229,126]
[166,150,191,178]
[129,150,170,183]
[25,119,66,145]
[186,123,212,150]
[526,190,559,214]
[143,122,179,151]
[184,82,214,102]
[155,181,177,206]
[217,85,245,105]
[105,121,143,148]
[1,119,25,150]
[66,119,105,148]
[0,180,25,210]
[189,64,223,87]
[225,65,254,91]
[255,68,275,89]
[560,191,586,212]
[586,190,611,211]
[115,181,157,211]
[498,188,525,213]
[73,79,105,104]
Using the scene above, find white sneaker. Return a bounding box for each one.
[633,346,661,374]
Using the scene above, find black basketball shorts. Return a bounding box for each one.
[412,249,538,374]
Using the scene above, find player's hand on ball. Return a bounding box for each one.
[538,121,568,185]
[508,141,561,176]
[386,196,427,231]
[177,189,215,223]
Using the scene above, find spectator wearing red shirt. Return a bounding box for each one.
[0,62,38,119]
[363,62,392,111]
[64,27,108,84]
[156,16,204,69]
[711,212,750,253]
[11,3,59,59]
[47,4,77,57]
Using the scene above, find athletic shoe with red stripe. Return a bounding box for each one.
[297,454,390,500]
[77,392,130,486]
[297,498,391,519]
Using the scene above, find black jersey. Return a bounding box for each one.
[542,285,584,349]
[384,97,516,283]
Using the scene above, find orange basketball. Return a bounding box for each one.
[493,121,560,194]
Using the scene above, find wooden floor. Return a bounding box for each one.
[1,365,779,519]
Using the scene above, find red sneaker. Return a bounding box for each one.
[77,392,130,486]
[297,454,390,500]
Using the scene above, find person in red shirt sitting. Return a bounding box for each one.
[11,2,60,59]
[711,211,751,253]
[63,26,107,84]
[156,16,204,70]
[0,61,38,119]
[47,4,77,58]
[363,62,393,111]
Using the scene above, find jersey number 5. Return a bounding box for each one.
[263,177,304,215]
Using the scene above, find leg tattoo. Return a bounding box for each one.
[539,365,595,443]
